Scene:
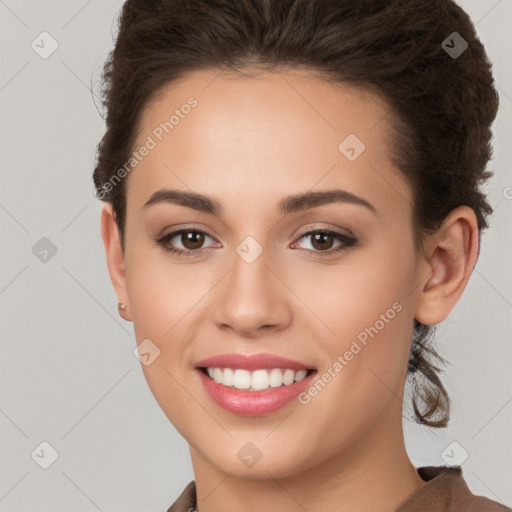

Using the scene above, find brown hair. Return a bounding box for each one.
[93,0,499,428]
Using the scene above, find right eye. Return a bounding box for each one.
[154,228,219,257]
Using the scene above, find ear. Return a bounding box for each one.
[100,203,132,322]
[414,206,480,326]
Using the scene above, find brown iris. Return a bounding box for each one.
[181,230,205,250]
[309,231,335,251]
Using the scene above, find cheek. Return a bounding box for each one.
[125,241,199,334]
[301,247,415,392]
[293,245,412,335]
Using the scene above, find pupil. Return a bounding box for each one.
[312,232,333,250]
[183,231,204,250]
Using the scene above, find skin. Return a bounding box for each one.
[101,67,479,512]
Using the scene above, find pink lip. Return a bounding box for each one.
[195,368,317,416]
[194,352,315,371]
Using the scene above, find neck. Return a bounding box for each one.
[189,415,426,512]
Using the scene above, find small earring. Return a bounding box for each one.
[118,302,127,311]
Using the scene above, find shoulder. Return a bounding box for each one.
[396,466,511,512]
[166,480,196,512]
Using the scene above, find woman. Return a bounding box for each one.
[93,0,510,510]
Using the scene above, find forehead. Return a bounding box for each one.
[127,67,409,218]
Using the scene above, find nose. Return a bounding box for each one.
[211,249,292,338]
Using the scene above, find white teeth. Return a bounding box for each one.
[251,369,269,391]
[283,369,295,385]
[269,368,283,388]
[233,369,252,389]
[222,367,235,386]
[295,369,307,382]
[203,367,310,391]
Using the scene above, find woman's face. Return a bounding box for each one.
[110,68,428,478]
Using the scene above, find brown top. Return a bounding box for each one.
[166,465,511,512]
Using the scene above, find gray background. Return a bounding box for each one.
[0,0,511,510]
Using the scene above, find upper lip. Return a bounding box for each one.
[195,352,316,371]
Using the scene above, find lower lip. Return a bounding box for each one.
[196,368,317,416]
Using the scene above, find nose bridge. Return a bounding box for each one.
[212,236,290,335]
[230,237,278,307]
[232,238,273,292]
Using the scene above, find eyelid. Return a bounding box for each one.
[292,223,355,241]
[157,222,212,238]
[157,224,351,242]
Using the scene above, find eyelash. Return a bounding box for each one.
[154,228,357,258]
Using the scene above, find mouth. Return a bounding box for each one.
[198,366,317,392]
[194,357,318,416]
[193,352,318,415]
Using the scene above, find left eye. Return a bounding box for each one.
[292,229,357,255]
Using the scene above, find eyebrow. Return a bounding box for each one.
[141,188,377,216]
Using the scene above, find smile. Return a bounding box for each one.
[201,367,313,391]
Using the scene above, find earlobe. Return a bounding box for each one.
[100,203,132,321]
[414,206,479,326]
